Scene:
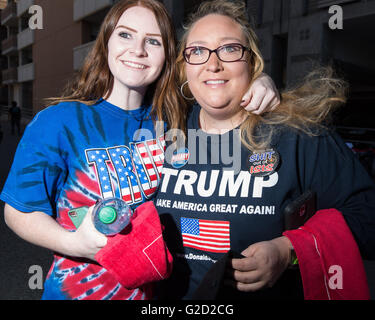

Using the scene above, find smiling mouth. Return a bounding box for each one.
[122,61,148,69]
[204,80,228,85]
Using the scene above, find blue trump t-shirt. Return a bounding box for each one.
[1,99,165,300]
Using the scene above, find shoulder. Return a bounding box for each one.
[23,101,95,144]
[274,125,352,161]
[272,124,333,143]
[28,101,91,128]
[40,100,91,116]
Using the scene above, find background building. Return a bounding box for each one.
[0,0,374,149]
[1,0,87,117]
[1,0,35,118]
[247,0,375,148]
[0,0,374,177]
[0,0,373,124]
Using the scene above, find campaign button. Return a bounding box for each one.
[171,148,190,169]
[248,149,280,177]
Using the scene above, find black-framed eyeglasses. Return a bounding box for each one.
[183,43,250,65]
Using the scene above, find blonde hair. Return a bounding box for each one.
[177,0,264,101]
[176,0,347,151]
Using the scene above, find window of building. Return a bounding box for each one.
[20,46,32,65]
[20,13,31,32]
[82,8,110,44]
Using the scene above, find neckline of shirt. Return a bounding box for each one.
[97,98,151,119]
[190,104,240,145]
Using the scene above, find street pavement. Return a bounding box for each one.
[0,118,374,300]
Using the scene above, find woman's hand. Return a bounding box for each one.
[4,204,107,262]
[227,236,291,292]
[68,206,108,261]
[241,73,280,115]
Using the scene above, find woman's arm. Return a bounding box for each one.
[4,204,107,261]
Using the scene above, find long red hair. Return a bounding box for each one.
[47,0,187,131]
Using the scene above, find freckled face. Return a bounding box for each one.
[107,6,166,92]
[185,14,251,118]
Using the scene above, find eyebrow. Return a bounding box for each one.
[115,25,162,37]
[187,37,243,47]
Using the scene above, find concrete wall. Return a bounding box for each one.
[33,0,82,112]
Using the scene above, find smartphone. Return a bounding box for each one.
[284,190,316,230]
[68,206,89,229]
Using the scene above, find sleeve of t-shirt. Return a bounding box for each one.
[0,108,67,217]
[297,131,375,259]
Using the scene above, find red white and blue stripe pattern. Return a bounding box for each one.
[181,218,231,253]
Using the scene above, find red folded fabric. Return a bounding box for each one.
[283,208,370,300]
[95,201,173,290]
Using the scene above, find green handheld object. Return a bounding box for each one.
[98,206,117,224]
[68,206,89,229]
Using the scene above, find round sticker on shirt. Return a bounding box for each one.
[171,148,190,169]
[248,149,280,177]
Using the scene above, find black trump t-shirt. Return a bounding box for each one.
[155,105,375,300]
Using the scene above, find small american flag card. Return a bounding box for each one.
[180,217,231,253]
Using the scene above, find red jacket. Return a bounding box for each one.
[283,208,370,300]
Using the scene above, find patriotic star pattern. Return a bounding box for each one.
[181,217,231,253]
[0,101,164,300]
[86,136,165,204]
[49,136,165,300]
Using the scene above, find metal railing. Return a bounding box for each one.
[73,40,95,70]
[17,0,34,17]
[1,34,17,55]
[0,1,17,25]
[2,67,18,83]
[308,0,359,11]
